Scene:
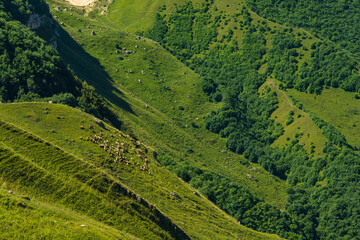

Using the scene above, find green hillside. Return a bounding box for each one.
[0,102,281,240]
[1,0,360,239]
[288,88,360,150]
[0,109,184,240]
[260,79,326,157]
[45,0,290,206]
[0,188,138,240]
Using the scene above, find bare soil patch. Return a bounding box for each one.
[67,0,95,6]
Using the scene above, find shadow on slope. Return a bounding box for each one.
[54,23,135,115]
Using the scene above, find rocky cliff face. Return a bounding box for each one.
[27,13,58,49]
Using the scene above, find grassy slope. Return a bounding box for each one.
[0,188,137,240]
[0,119,178,240]
[0,102,281,240]
[288,88,360,149]
[107,0,188,32]
[45,0,289,209]
[260,79,326,157]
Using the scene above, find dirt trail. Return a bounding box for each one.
[266,78,294,108]
[67,0,95,6]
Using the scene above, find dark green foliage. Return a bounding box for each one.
[200,77,217,95]
[77,81,122,128]
[0,17,78,102]
[78,81,104,117]
[286,111,294,125]
[297,42,360,93]
[246,0,360,59]
[51,93,77,107]
[287,148,360,240]
[246,0,360,94]
[2,0,49,24]
[145,1,218,61]
[266,32,300,88]
[145,13,168,43]
[0,1,79,103]
[266,32,360,93]
[311,115,348,148]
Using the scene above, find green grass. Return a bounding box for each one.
[288,87,360,149]
[42,0,289,210]
[0,119,177,240]
[0,188,137,240]
[107,0,180,32]
[260,79,326,157]
[0,102,282,240]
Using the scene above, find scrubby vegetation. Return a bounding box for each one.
[246,0,360,59]
[266,32,360,93]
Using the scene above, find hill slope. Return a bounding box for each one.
[0,188,138,240]
[0,102,281,240]
[45,0,289,209]
[2,0,360,239]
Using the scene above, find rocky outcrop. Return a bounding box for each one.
[27,13,58,50]
[27,14,53,30]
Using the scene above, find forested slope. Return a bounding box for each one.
[246,0,360,59]
[0,1,77,102]
[141,1,360,239]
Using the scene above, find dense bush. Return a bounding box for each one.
[297,42,360,93]
[266,32,360,94]
[246,0,360,94]
[246,0,360,59]
[0,16,78,102]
